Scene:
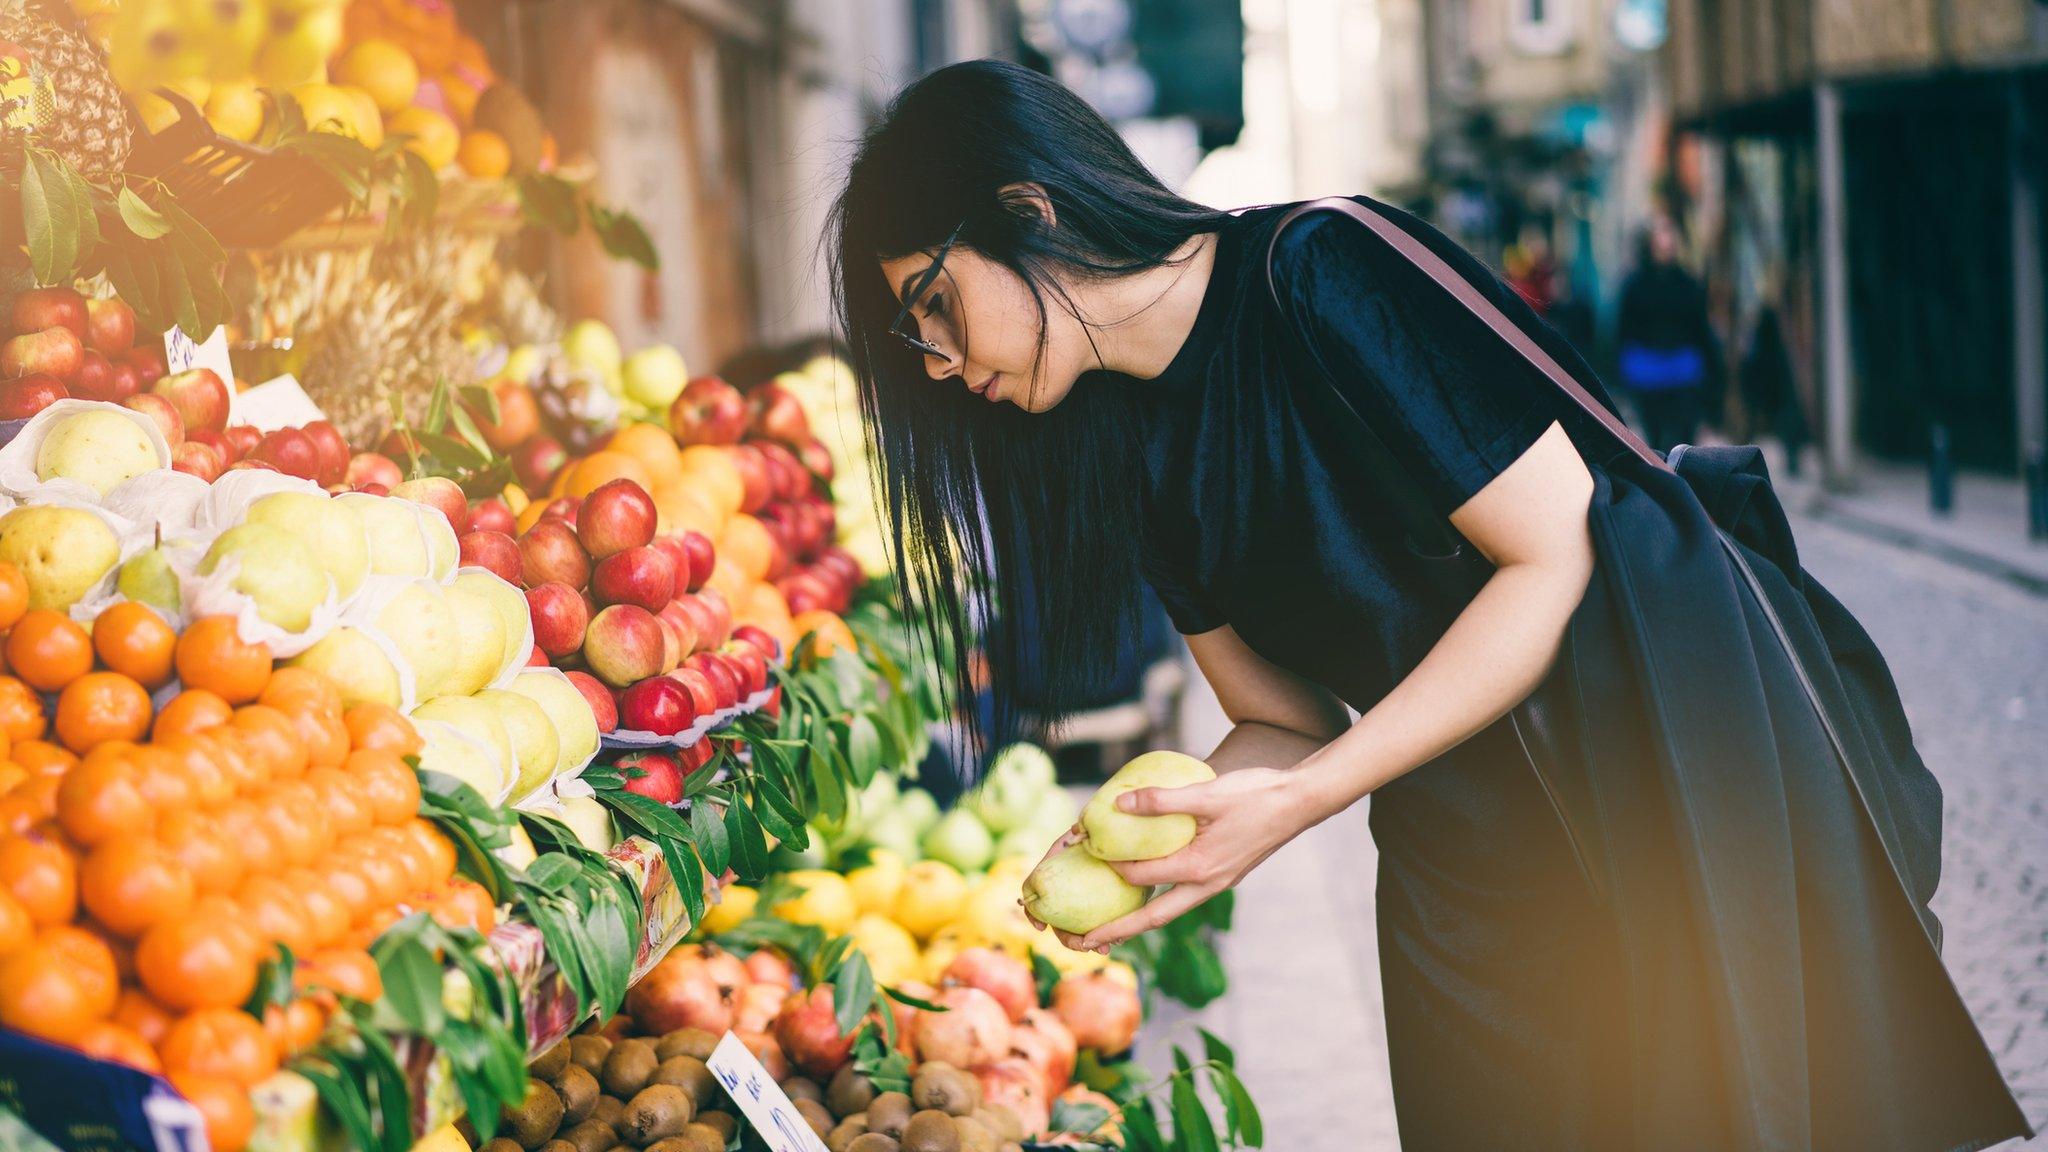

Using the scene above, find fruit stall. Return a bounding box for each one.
[0,3,1264,1151]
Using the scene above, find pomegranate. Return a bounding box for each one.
[625,952,736,1035]
[914,985,1012,1070]
[1051,971,1141,1055]
[736,1030,789,1079]
[675,942,749,994]
[1010,1007,1077,1096]
[882,980,933,1055]
[774,986,856,1077]
[975,1055,1051,1137]
[944,946,1037,1023]
[743,947,798,989]
[734,981,788,1033]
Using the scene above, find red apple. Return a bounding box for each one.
[672,595,717,656]
[654,613,683,673]
[471,379,539,454]
[577,478,658,559]
[518,520,590,590]
[250,428,321,480]
[618,749,686,801]
[171,440,224,481]
[730,625,783,664]
[541,496,579,527]
[84,297,136,356]
[748,383,812,447]
[122,393,184,445]
[469,498,514,536]
[583,604,665,687]
[2,326,83,381]
[795,438,835,481]
[756,442,808,502]
[778,571,835,616]
[564,669,617,733]
[512,435,567,493]
[391,475,470,535]
[151,369,230,434]
[10,287,87,339]
[221,424,261,460]
[121,346,167,388]
[656,601,700,655]
[696,586,734,647]
[731,445,772,514]
[620,678,696,738]
[722,643,769,695]
[68,350,127,402]
[684,652,741,710]
[458,530,522,583]
[667,375,748,445]
[667,665,720,718]
[679,739,716,776]
[591,545,676,613]
[0,374,66,420]
[524,582,590,657]
[345,452,403,490]
[677,531,714,593]
[302,420,349,487]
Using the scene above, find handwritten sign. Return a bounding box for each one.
[706,1032,828,1152]
[162,325,234,384]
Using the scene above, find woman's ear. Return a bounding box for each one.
[996,182,1056,230]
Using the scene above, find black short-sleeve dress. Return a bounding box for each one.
[1133,199,1634,1147]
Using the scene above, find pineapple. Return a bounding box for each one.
[0,0,130,178]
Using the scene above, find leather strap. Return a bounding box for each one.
[1270,196,1674,476]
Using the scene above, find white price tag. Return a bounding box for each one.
[162,325,234,383]
[231,375,326,432]
[705,1032,828,1152]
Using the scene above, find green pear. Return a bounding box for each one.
[504,670,599,777]
[375,582,458,701]
[285,626,402,709]
[244,491,369,600]
[454,570,529,672]
[893,788,941,836]
[495,823,538,871]
[561,319,621,377]
[439,578,507,698]
[1021,843,1149,935]
[921,807,995,873]
[476,687,559,802]
[36,409,160,496]
[343,493,432,577]
[199,523,328,632]
[115,540,190,618]
[1079,751,1216,862]
[0,505,121,611]
[421,508,457,581]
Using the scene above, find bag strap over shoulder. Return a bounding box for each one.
[1265,196,1674,477]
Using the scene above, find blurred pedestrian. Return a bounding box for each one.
[1616,216,1723,452]
[1505,224,1559,316]
[1737,283,1812,476]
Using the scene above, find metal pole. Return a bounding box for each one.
[1930,423,1954,516]
[2013,81,2048,540]
[1816,82,1858,487]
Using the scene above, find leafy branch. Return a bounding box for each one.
[517,173,657,270]
[386,376,514,498]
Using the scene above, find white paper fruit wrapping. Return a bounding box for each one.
[180,549,345,659]
[100,468,211,541]
[293,574,431,712]
[187,469,329,538]
[413,717,514,806]
[336,491,453,581]
[0,400,173,504]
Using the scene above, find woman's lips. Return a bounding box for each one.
[971,372,1000,401]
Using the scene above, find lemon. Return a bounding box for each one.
[770,870,857,937]
[698,884,757,936]
[334,38,420,114]
[290,83,359,139]
[847,848,907,917]
[204,79,266,143]
[388,105,460,170]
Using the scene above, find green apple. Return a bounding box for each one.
[0,505,121,611]
[410,694,515,778]
[920,807,995,873]
[1021,843,1149,935]
[453,570,528,674]
[1079,750,1216,862]
[375,582,459,700]
[556,795,614,853]
[414,719,510,804]
[561,319,621,378]
[244,491,369,601]
[621,344,687,409]
[503,670,599,777]
[476,687,559,802]
[342,493,433,577]
[198,523,327,632]
[36,409,160,497]
[438,578,508,697]
[863,811,923,862]
[990,742,1057,789]
[285,626,402,709]
[893,788,941,836]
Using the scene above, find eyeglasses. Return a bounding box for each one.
[887,219,967,360]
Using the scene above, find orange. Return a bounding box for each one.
[153,689,233,739]
[12,739,75,778]
[157,808,242,896]
[6,610,93,693]
[174,618,272,705]
[651,480,723,539]
[456,128,511,179]
[197,730,263,794]
[307,766,373,837]
[281,869,349,950]
[332,840,407,908]
[37,924,119,1015]
[236,875,314,958]
[0,828,76,925]
[343,905,402,950]
[91,602,178,688]
[333,38,420,115]
[609,422,686,486]
[157,734,234,808]
[55,671,154,754]
[212,800,285,876]
[0,560,27,630]
[136,916,259,1011]
[74,1021,161,1072]
[260,666,342,721]
[403,818,456,885]
[0,943,100,1043]
[676,445,746,517]
[56,753,155,846]
[296,948,382,1003]
[0,889,30,959]
[436,877,496,934]
[0,796,40,837]
[169,1073,255,1152]
[264,998,326,1056]
[719,515,778,584]
[342,701,423,757]
[257,781,332,867]
[0,676,46,741]
[314,862,373,926]
[160,1007,277,1087]
[230,705,308,781]
[791,610,858,658]
[346,748,420,825]
[130,745,195,810]
[364,824,432,892]
[112,988,175,1047]
[81,838,195,939]
[565,451,654,499]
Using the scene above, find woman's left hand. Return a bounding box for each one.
[1058,766,1321,953]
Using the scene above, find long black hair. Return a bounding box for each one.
[828,60,1228,773]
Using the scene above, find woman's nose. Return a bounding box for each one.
[923,342,961,381]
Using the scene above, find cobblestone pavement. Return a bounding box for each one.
[1166,510,2048,1148]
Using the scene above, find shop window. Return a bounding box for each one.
[1508,0,1574,55]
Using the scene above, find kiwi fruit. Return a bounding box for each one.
[501,1080,566,1150]
[480,1140,523,1152]
[952,1115,997,1152]
[973,1106,1024,1143]
[900,1111,960,1152]
[654,1028,720,1062]
[472,84,549,174]
[826,1116,870,1152]
[680,1122,729,1152]
[555,1065,601,1127]
[826,1066,877,1118]
[794,1098,835,1139]
[846,1135,901,1152]
[867,1091,913,1138]
[605,1040,663,1099]
[780,1077,825,1105]
[911,1064,974,1117]
[692,1113,735,1142]
[589,1096,626,1131]
[569,1036,612,1076]
[531,1041,571,1082]
[539,1141,577,1152]
[557,1119,617,1152]
[640,1136,717,1152]
[622,1084,695,1145]
[650,1056,717,1109]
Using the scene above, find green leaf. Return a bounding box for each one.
[1197,1028,1235,1071]
[1031,951,1062,1007]
[751,774,807,847]
[295,1058,382,1152]
[668,836,708,928]
[518,173,581,233]
[881,985,946,1012]
[1224,1068,1264,1146]
[606,788,691,841]
[371,936,446,1033]
[20,150,81,285]
[1051,1098,1113,1135]
[586,201,659,269]
[726,800,768,882]
[1119,1098,1167,1152]
[524,853,581,891]
[689,798,730,877]
[844,714,882,785]
[806,729,848,824]
[832,950,874,1038]
[1169,1051,1221,1152]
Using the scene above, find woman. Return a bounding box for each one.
[1615,216,1724,451]
[828,61,2027,1149]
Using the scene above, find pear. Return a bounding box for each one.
[495,824,538,871]
[0,505,121,611]
[1021,844,1149,935]
[343,493,433,577]
[1078,751,1215,862]
[414,719,511,804]
[199,523,328,632]
[477,687,560,802]
[286,626,403,709]
[410,694,515,777]
[556,795,615,853]
[375,582,458,701]
[36,409,160,496]
[439,578,507,697]
[245,491,369,601]
[116,545,184,619]
[455,570,529,672]
[504,671,600,777]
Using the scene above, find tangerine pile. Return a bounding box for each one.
[0,585,497,1152]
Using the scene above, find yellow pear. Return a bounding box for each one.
[1021,843,1148,936]
[846,848,907,917]
[891,860,968,941]
[1079,750,1215,862]
[245,490,369,601]
[285,626,402,709]
[375,582,458,700]
[770,870,857,937]
[477,687,559,802]
[0,506,120,611]
[439,578,507,697]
